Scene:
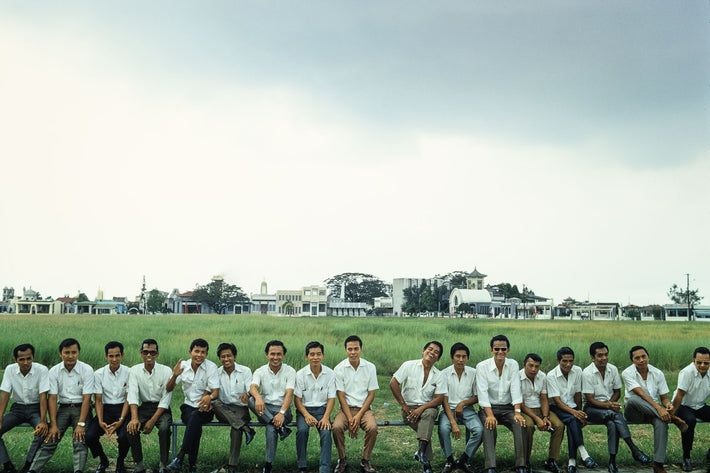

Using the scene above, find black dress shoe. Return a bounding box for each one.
[166,457,183,471]
[608,463,619,473]
[94,463,108,473]
[568,466,578,473]
[543,459,560,473]
[632,451,652,465]
[581,458,598,469]
[278,426,292,441]
[457,462,475,473]
[245,427,256,445]
[681,458,692,472]
[441,463,454,473]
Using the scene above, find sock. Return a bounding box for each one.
[609,454,616,465]
[569,459,577,467]
[447,456,455,464]
[578,446,590,459]
[624,438,637,452]
[459,453,469,464]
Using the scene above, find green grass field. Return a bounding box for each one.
[0,314,706,472]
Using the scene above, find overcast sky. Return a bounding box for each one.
[1,1,708,306]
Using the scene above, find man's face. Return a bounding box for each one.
[422,343,441,364]
[451,350,469,369]
[591,347,609,370]
[306,347,324,368]
[345,341,362,363]
[693,353,710,376]
[189,345,208,367]
[558,354,575,374]
[630,349,649,370]
[140,343,159,366]
[60,344,80,369]
[266,345,285,369]
[14,348,34,375]
[219,349,236,370]
[105,347,124,370]
[524,359,541,378]
[490,340,509,361]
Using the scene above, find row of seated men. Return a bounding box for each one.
[0,335,708,473]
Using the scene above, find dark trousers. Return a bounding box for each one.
[0,403,43,466]
[30,404,92,473]
[550,406,585,461]
[85,403,129,463]
[584,405,631,455]
[126,402,172,468]
[296,405,332,473]
[479,404,526,468]
[677,404,710,458]
[177,404,213,467]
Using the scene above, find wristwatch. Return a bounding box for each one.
[77,422,86,427]
[279,410,286,415]
[514,409,521,413]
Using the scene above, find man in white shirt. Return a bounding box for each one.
[166,339,219,473]
[390,341,445,473]
[0,343,49,473]
[126,339,174,473]
[294,341,336,473]
[582,342,650,473]
[332,335,379,473]
[85,341,130,473]
[29,338,94,473]
[437,342,483,473]
[623,345,687,473]
[520,353,564,473]
[475,334,526,473]
[211,343,255,473]
[671,346,710,472]
[547,347,597,473]
[249,340,296,473]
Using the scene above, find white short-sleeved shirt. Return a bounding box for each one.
[440,365,477,411]
[582,363,622,402]
[217,364,252,406]
[251,363,296,406]
[174,359,219,408]
[295,364,336,408]
[48,361,94,404]
[547,364,583,409]
[127,362,173,410]
[392,359,445,406]
[622,364,668,402]
[0,363,49,404]
[93,364,129,405]
[475,357,522,408]
[519,369,547,409]
[674,362,710,410]
[334,358,379,408]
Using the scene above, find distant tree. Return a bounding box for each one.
[455,302,474,314]
[146,289,167,314]
[76,292,90,303]
[324,273,390,305]
[435,271,468,289]
[420,284,436,312]
[668,283,703,320]
[489,283,522,299]
[192,278,249,314]
[402,280,427,313]
[626,308,641,321]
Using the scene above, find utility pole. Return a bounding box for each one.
[686,273,692,321]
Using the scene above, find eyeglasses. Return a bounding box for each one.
[493,347,508,352]
[141,350,158,356]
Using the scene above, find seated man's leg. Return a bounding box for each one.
[548,412,565,464]
[359,409,378,462]
[30,406,73,472]
[295,409,310,469]
[84,415,106,465]
[437,411,454,462]
[479,409,499,469]
[585,407,617,459]
[677,406,698,460]
[212,402,250,469]
[522,412,536,465]
[307,406,332,473]
[155,409,173,469]
[331,409,348,463]
[624,397,667,464]
[461,406,484,464]
[263,404,280,464]
[0,404,27,466]
[551,407,584,462]
[178,404,213,467]
[69,406,91,473]
[496,405,526,468]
